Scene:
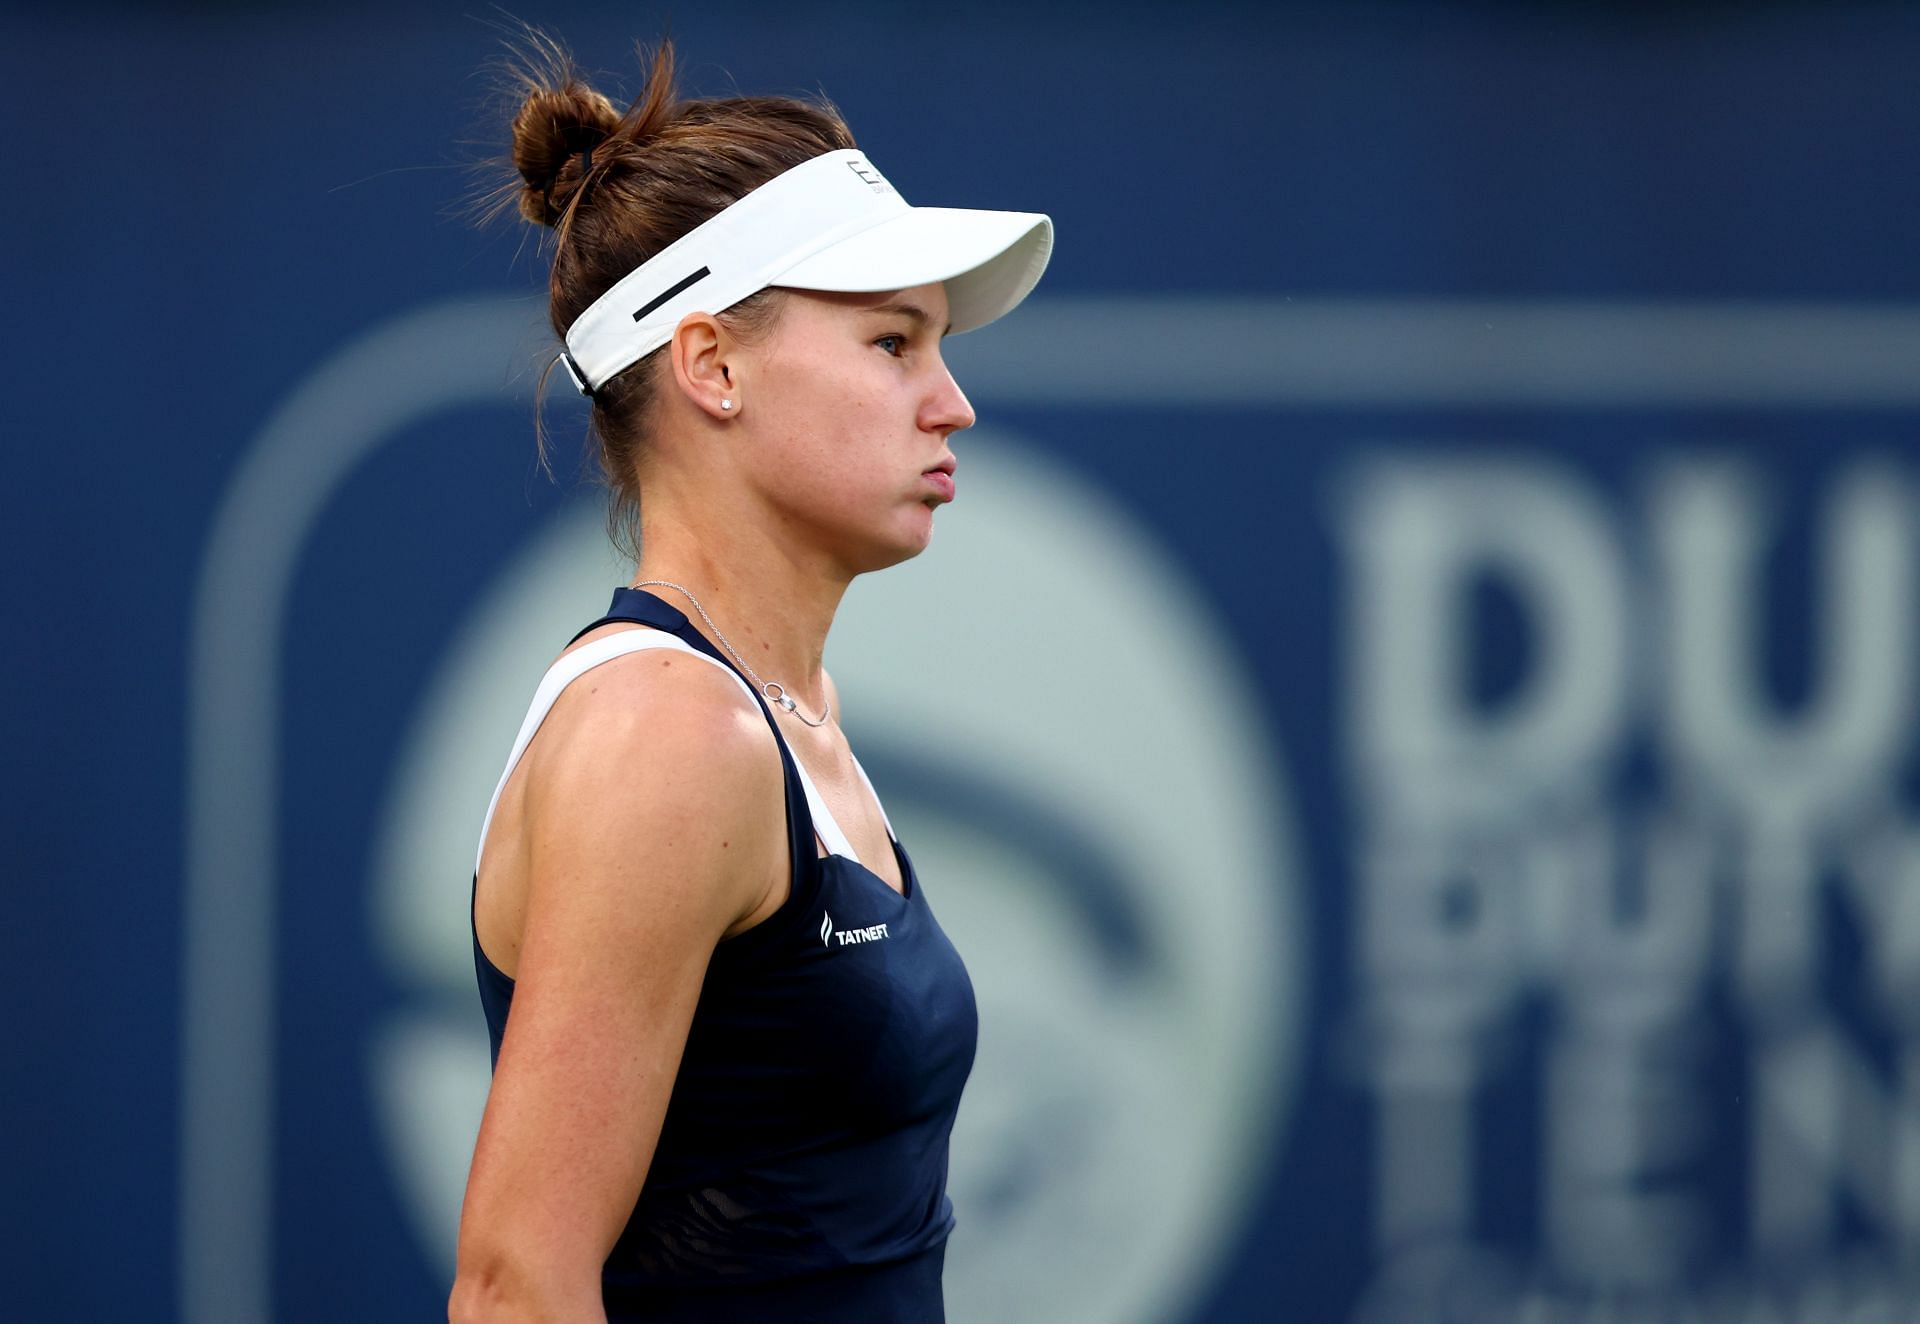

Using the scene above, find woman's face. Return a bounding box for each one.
[737,281,976,575]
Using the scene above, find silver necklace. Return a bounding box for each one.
[633,579,834,727]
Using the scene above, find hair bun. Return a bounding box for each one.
[511,82,621,227]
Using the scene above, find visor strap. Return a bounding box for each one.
[556,350,593,398]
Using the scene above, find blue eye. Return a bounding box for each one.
[875,334,906,357]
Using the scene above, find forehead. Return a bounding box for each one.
[774,282,953,327]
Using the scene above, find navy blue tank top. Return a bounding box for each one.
[471,588,978,1322]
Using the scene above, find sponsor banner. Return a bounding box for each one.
[15,6,1920,1322]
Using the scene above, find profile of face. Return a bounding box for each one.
[722,280,977,575]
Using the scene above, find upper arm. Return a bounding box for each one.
[454,654,781,1307]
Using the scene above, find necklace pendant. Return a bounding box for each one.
[778,694,798,713]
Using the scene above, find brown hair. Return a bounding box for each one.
[485,30,856,559]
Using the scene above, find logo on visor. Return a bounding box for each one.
[846,159,893,195]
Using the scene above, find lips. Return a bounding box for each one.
[921,459,956,502]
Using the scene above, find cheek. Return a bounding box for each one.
[765,347,861,431]
[751,341,918,514]
[767,368,893,468]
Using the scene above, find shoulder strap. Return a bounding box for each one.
[850,754,897,843]
[789,751,859,864]
[474,629,858,874]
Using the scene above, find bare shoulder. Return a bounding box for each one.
[541,627,771,762]
[531,628,777,816]
[520,628,782,931]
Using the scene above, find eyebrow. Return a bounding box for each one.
[867,300,952,337]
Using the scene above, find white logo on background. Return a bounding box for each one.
[199,289,1920,1324]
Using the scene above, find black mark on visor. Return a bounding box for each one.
[634,267,713,321]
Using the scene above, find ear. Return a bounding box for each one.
[667,312,740,421]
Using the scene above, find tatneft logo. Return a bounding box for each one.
[845,159,892,194]
[820,911,889,947]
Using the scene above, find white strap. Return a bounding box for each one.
[851,754,897,843]
[789,758,858,864]
[474,629,860,872]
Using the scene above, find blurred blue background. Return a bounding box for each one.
[11,2,1920,1320]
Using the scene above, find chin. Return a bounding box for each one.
[848,512,937,575]
[856,538,931,575]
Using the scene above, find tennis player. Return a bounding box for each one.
[448,33,1052,1324]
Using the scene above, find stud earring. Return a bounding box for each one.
[720,398,734,411]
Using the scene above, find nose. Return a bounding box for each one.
[922,358,977,436]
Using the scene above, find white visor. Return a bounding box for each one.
[558,148,1053,394]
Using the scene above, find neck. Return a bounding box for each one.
[632,507,847,716]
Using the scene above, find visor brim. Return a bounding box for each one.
[777,206,1054,334]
